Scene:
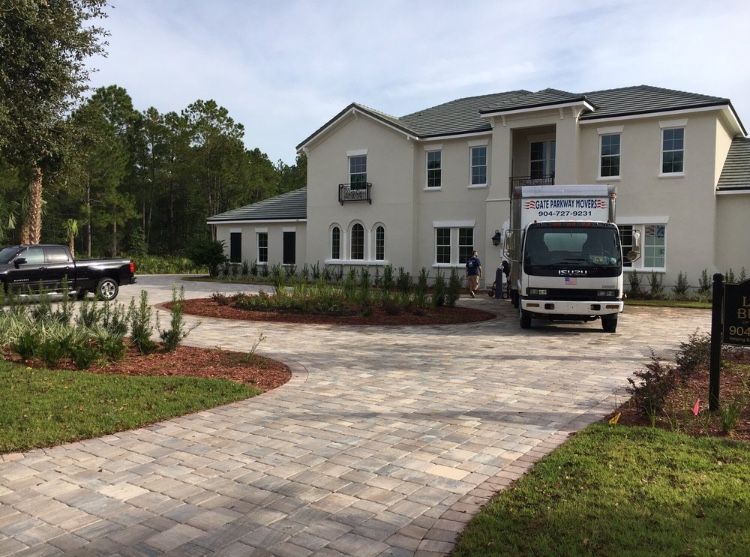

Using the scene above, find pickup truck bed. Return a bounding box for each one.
[0,244,136,301]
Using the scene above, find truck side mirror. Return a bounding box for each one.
[627,230,642,262]
[14,257,27,268]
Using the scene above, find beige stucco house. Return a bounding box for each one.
[209,85,750,288]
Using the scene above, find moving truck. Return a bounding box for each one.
[503,185,640,333]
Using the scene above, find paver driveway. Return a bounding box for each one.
[0,276,710,556]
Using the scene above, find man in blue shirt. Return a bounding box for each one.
[465,250,482,298]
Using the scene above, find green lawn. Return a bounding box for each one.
[0,361,260,453]
[453,425,750,557]
[625,298,711,309]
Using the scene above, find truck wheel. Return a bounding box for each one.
[602,314,618,333]
[520,309,532,329]
[96,278,119,301]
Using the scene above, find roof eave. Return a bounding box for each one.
[478,98,594,118]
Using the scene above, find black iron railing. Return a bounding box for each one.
[338,183,372,205]
[509,174,554,196]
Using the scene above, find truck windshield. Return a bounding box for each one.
[0,247,21,264]
[524,225,622,273]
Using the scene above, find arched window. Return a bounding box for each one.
[375,225,385,261]
[331,226,341,259]
[351,224,364,260]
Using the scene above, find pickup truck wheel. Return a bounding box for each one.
[520,308,532,329]
[96,278,119,301]
[602,314,618,333]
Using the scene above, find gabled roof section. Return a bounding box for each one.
[398,90,529,137]
[207,188,307,222]
[478,88,592,115]
[717,137,750,192]
[296,103,417,151]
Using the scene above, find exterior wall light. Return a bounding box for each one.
[491,230,502,246]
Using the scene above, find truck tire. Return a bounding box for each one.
[602,314,618,333]
[520,309,532,329]
[96,278,119,301]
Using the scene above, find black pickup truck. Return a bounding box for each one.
[0,244,136,301]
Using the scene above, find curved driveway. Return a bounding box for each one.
[0,276,710,556]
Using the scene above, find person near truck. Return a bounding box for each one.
[465,250,482,298]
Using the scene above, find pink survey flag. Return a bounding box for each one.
[692,399,701,416]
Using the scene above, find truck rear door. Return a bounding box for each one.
[43,246,75,293]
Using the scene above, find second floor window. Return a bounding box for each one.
[530,140,555,179]
[257,232,268,263]
[351,224,364,260]
[662,128,684,174]
[349,155,367,189]
[470,146,487,185]
[331,226,340,259]
[600,134,620,178]
[427,150,442,188]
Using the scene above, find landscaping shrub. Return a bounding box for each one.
[628,269,642,297]
[250,259,258,277]
[725,268,736,284]
[698,269,711,295]
[396,267,412,296]
[343,269,357,302]
[129,290,157,354]
[38,337,66,368]
[433,273,446,307]
[648,272,663,297]
[100,301,129,337]
[382,265,394,293]
[14,329,38,360]
[133,255,207,275]
[159,286,192,352]
[627,352,676,424]
[740,267,747,282]
[446,269,462,307]
[674,331,711,380]
[70,338,100,369]
[672,271,689,298]
[188,238,227,277]
[415,268,429,308]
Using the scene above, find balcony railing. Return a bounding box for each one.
[339,182,372,205]
[509,174,554,196]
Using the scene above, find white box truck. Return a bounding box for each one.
[504,184,640,333]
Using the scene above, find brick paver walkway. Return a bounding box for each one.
[0,276,710,556]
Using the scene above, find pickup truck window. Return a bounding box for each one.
[0,247,20,264]
[21,247,45,264]
[45,246,70,263]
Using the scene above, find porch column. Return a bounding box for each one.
[554,108,582,184]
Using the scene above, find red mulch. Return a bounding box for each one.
[610,347,750,441]
[173,298,496,326]
[10,345,291,391]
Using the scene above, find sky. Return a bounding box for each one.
[88,0,750,164]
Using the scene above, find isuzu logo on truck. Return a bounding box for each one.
[558,269,588,276]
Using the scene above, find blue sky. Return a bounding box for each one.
[89,0,750,164]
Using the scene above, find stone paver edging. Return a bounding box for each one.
[0,276,710,556]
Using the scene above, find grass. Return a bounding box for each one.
[0,360,260,453]
[625,298,711,309]
[453,424,750,557]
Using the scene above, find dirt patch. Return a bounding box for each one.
[611,347,750,441]
[11,345,291,392]
[173,297,496,326]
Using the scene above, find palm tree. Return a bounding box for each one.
[64,219,79,257]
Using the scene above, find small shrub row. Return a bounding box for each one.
[627,267,747,301]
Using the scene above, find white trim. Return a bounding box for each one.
[433,220,476,228]
[229,228,241,233]
[467,184,488,189]
[467,138,489,147]
[425,149,442,189]
[579,105,728,126]
[282,226,296,233]
[716,188,750,195]
[658,172,685,178]
[423,144,443,151]
[423,187,442,192]
[206,219,306,225]
[597,132,621,180]
[348,221,366,262]
[346,148,368,157]
[469,145,489,187]
[660,125,686,177]
[254,227,268,233]
[324,259,390,266]
[256,230,269,264]
[420,130,491,142]
[597,125,623,135]
[659,118,688,128]
[432,263,464,269]
[479,100,595,118]
[372,222,386,262]
[329,223,342,260]
[617,216,670,225]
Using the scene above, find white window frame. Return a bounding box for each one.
[350,222,365,261]
[598,133,621,180]
[425,149,442,190]
[659,125,685,177]
[330,224,341,260]
[373,224,385,261]
[435,227,451,265]
[617,223,667,272]
[256,231,268,264]
[469,146,488,187]
[529,139,555,179]
[458,227,474,264]
[349,154,368,189]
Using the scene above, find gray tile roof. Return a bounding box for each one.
[207,188,307,222]
[717,137,750,191]
[298,85,744,149]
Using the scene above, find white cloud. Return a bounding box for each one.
[88,0,750,162]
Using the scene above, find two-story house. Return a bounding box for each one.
[208,85,750,288]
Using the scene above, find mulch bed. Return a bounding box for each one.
[7,345,291,391]
[173,298,496,326]
[610,347,750,441]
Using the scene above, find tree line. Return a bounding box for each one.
[0,1,304,258]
